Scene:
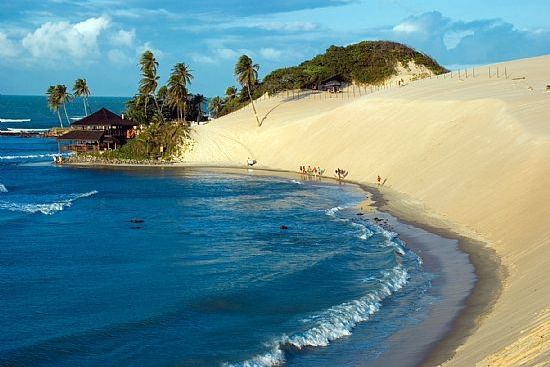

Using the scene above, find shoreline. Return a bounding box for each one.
[63,162,503,367]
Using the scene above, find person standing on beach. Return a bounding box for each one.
[377,175,381,186]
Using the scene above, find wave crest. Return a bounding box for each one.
[0,153,72,161]
[225,266,409,367]
[0,184,7,193]
[0,190,98,215]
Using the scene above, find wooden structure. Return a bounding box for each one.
[57,108,136,153]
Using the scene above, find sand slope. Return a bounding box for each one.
[185,55,550,365]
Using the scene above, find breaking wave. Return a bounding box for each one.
[0,118,31,123]
[0,184,7,193]
[0,191,98,215]
[225,208,409,367]
[225,266,408,367]
[0,153,71,161]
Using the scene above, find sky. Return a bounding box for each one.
[1,0,549,97]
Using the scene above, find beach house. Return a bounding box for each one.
[57,108,137,153]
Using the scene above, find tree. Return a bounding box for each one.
[234,55,261,127]
[167,62,193,122]
[194,94,205,122]
[46,85,63,128]
[208,96,223,118]
[73,78,90,116]
[139,50,162,118]
[225,86,237,100]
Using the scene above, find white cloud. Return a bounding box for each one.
[108,49,132,64]
[249,21,318,32]
[135,41,165,59]
[110,29,135,47]
[393,22,421,34]
[191,53,217,64]
[215,48,238,60]
[0,31,20,58]
[21,16,111,61]
[259,47,282,60]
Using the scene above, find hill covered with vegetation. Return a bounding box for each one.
[262,41,447,93]
[214,41,447,118]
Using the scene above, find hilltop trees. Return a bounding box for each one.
[235,55,261,127]
[73,79,90,116]
[208,96,223,118]
[46,85,64,128]
[46,84,72,127]
[139,50,161,118]
[167,62,193,122]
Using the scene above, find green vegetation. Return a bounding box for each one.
[99,118,190,161]
[212,41,446,118]
[235,55,262,127]
[72,79,90,116]
[46,84,72,127]
[262,41,447,93]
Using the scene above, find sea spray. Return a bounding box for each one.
[0,153,72,160]
[0,190,98,215]
[225,209,410,367]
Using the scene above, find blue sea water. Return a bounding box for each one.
[0,94,128,130]
[0,96,440,367]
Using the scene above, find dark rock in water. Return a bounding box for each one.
[374,217,382,221]
[356,213,364,216]
[280,225,289,230]
[130,226,142,230]
[130,219,144,223]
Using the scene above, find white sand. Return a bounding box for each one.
[184,55,550,365]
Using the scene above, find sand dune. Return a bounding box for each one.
[184,55,550,365]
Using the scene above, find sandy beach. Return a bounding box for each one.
[177,55,550,365]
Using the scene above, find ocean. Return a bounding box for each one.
[0,96,472,366]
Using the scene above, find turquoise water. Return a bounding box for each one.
[0,97,439,366]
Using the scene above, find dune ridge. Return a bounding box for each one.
[183,55,550,365]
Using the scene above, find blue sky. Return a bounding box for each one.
[1,0,549,97]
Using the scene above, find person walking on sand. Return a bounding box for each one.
[377,175,381,187]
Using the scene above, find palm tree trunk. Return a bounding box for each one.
[63,103,70,126]
[83,97,88,116]
[183,102,187,124]
[247,86,261,127]
[57,110,64,128]
[153,96,163,121]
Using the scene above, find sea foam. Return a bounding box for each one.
[225,266,409,367]
[0,153,71,160]
[225,215,409,367]
[0,190,98,215]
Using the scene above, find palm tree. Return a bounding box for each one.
[167,62,193,122]
[56,85,72,126]
[46,85,63,128]
[73,78,90,116]
[234,55,261,127]
[225,86,237,100]
[208,96,223,118]
[194,94,204,122]
[139,50,161,118]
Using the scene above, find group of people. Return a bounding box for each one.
[299,165,323,177]
[334,168,348,180]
